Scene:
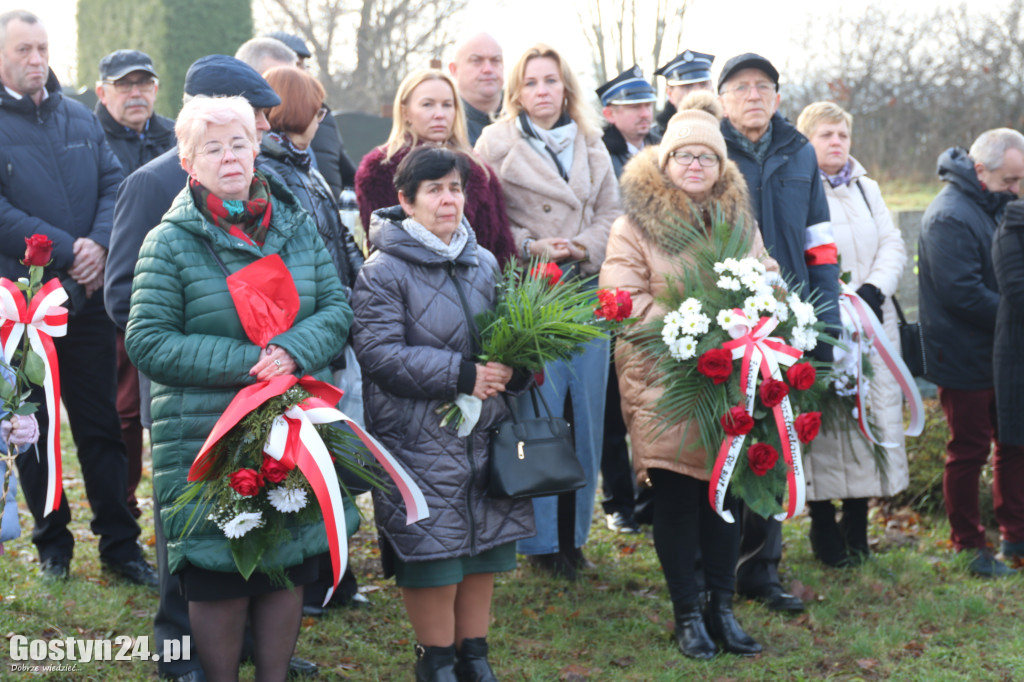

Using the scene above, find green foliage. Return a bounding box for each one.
[77,0,253,117]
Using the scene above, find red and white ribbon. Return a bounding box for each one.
[0,277,68,515]
[839,284,924,442]
[710,313,805,523]
[190,374,428,604]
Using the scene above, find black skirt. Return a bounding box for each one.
[179,555,319,602]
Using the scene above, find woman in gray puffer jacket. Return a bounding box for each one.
[351,147,534,682]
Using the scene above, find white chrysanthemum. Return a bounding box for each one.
[682,312,711,335]
[717,309,740,328]
[739,272,764,291]
[790,326,819,352]
[222,511,264,539]
[742,297,761,320]
[679,298,702,315]
[662,322,681,346]
[773,300,790,322]
[664,310,685,328]
[716,275,741,291]
[668,335,698,361]
[713,261,728,274]
[788,296,817,327]
[268,486,308,513]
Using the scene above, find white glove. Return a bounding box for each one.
[3,414,40,446]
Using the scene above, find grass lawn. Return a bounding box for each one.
[876,179,943,213]
[2,421,1022,681]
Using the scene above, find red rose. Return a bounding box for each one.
[720,406,754,437]
[759,378,789,408]
[786,362,816,391]
[594,288,633,321]
[23,234,53,267]
[228,468,264,496]
[697,348,734,385]
[530,262,563,286]
[795,411,822,443]
[260,455,291,484]
[747,442,779,476]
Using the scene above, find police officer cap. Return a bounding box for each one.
[655,50,714,87]
[184,55,282,108]
[99,49,158,82]
[596,65,657,106]
[265,31,312,59]
[717,53,780,93]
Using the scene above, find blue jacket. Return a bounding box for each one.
[722,114,840,333]
[0,71,123,287]
[919,147,1009,390]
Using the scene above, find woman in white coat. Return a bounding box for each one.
[796,101,909,566]
[476,44,620,579]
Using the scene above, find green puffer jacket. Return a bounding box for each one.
[125,173,353,575]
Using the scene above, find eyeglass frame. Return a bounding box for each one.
[316,104,329,123]
[721,81,777,98]
[101,76,159,93]
[197,139,255,161]
[669,150,720,168]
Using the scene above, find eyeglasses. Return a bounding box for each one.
[198,139,254,160]
[105,77,158,93]
[723,82,776,97]
[670,151,720,167]
[316,105,329,122]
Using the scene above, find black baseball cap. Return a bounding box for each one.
[717,53,780,93]
[99,50,158,82]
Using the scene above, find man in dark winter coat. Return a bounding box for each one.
[653,49,714,136]
[919,128,1024,577]
[718,52,839,613]
[597,66,661,180]
[94,48,176,522]
[449,32,504,146]
[103,55,294,682]
[94,50,175,175]
[0,10,156,589]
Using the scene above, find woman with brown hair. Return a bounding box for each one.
[354,69,516,266]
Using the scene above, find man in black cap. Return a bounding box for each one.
[104,55,320,682]
[0,9,157,590]
[654,49,714,134]
[243,34,357,198]
[717,52,839,614]
[94,48,176,524]
[597,65,661,179]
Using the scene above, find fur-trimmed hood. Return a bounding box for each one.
[618,145,755,253]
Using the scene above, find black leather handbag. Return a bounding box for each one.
[487,387,585,500]
[893,295,927,378]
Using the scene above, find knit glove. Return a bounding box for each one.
[856,283,885,323]
[2,414,39,446]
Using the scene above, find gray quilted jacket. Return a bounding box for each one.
[351,207,535,561]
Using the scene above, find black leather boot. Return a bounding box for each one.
[840,498,870,563]
[673,603,717,659]
[808,500,851,567]
[704,592,762,656]
[454,637,497,682]
[415,643,457,682]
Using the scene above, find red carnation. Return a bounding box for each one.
[594,288,633,321]
[228,468,264,497]
[721,406,754,437]
[530,262,563,286]
[260,455,291,484]
[759,378,789,408]
[786,362,817,391]
[23,234,53,267]
[747,442,779,476]
[795,411,822,443]
[697,348,734,385]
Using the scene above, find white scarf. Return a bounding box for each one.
[401,216,469,261]
[517,115,577,180]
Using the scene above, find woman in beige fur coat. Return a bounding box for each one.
[475,44,620,579]
[600,92,773,660]
[796,102,908,568]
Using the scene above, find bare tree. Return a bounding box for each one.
[258,0,467,114]
[577,0,693,85]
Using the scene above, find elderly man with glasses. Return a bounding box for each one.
[717,52,840,614]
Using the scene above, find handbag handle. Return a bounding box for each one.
[500,384,557,425]
[892,294,908,325]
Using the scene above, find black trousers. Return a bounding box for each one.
[600,363,636,517]
[15,308,141,563]
[649,468,739,612]
[736,506,783,595]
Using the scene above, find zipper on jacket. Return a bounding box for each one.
[447,261,480,555]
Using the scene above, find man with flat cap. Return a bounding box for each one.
[717,52,839,614]
[597,65,661,179]
[94,48,176,524]
[654,49,714,134]
[104,55,314,682]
